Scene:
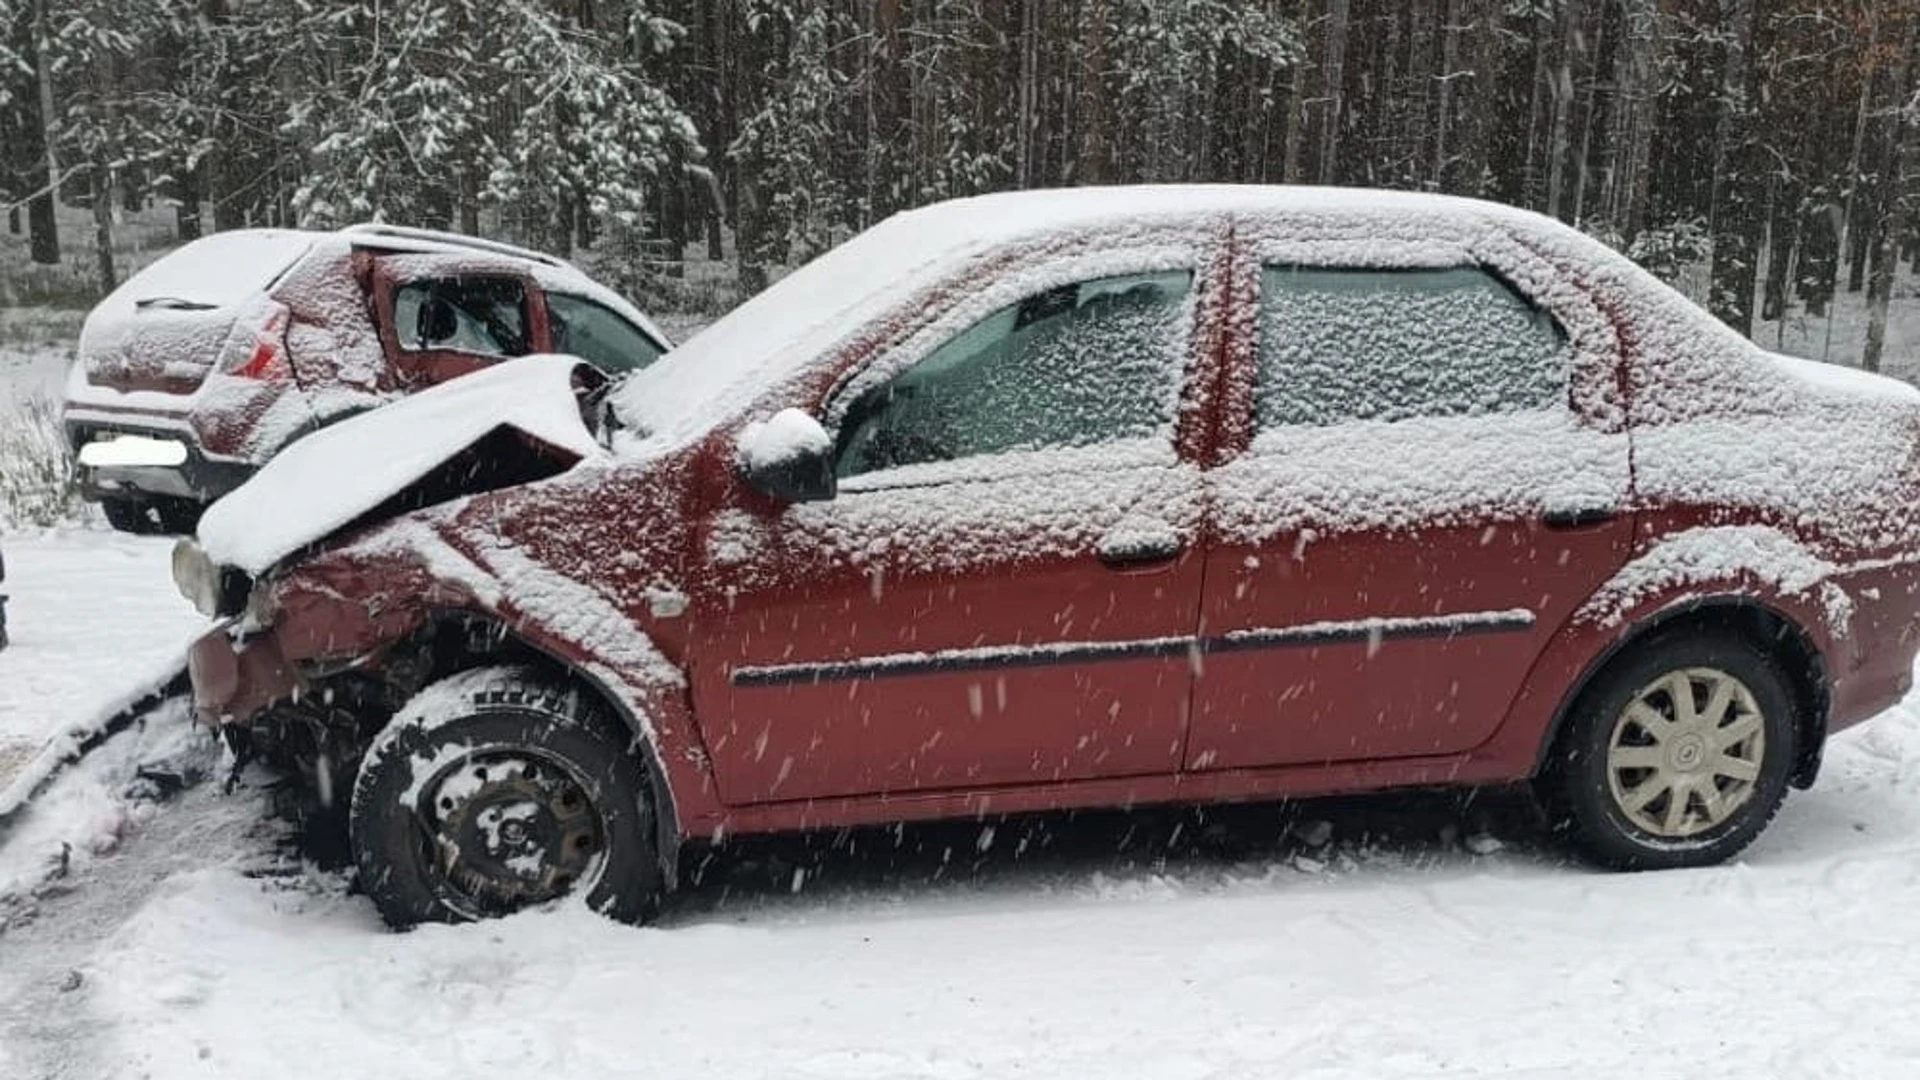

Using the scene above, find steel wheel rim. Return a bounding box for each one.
[415,747,609,919]
[1605,666,1767,840]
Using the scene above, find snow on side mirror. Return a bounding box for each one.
[738,408,837,503]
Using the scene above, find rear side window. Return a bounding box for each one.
[1255,266,1568,428]
[394,277,530,358]
[835,270,1193,478]
[547,293,664,372]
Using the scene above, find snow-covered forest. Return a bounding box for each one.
[2,0,1916,367]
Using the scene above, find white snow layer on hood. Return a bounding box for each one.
[198,355,601,573]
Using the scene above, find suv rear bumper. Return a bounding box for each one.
[64,413,254,504]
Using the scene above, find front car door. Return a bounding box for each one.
[1188,211,1635,771]
[369,253,544,390]
[688,240,1224,806]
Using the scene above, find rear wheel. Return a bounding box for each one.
[349,666,663,927]
[1540,633,1797,870]
[101,497,165,535]
[100,496,202,536]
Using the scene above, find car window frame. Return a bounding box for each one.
[805,245,1222,493]
[1250,261,1575,432]
[1216,216,1628,464]
[826,268,1196,482]
[367,253,551,391]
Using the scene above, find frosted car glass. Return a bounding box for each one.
[1257,266,1569,428]
[836,271,1192,478]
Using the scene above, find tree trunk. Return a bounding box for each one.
[1606,0,1661,244]
[1014,0,1037,188]
[91,167,117,294]
[1519,2,1552,208]
[1432,0,1465,189]
[1707,0,1758,337]
[1761,180,1795,323]
[1570,7,1604,228]
[27,188,57,265]
[1837,9,1880,301]
[1545,0,1576,219]
[176,169,202,242]
[30,0,60,265]
[1317,0,1350,185]
[1864,11,1916,373]
[1281,0,1311,184]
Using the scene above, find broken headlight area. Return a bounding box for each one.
[171,537,253,619]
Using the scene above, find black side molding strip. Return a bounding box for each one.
[731,610,1535,688]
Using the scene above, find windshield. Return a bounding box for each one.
[610,207,1007,445]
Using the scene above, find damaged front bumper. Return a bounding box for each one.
[187,622,299,728]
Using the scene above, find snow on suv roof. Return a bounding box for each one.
[615,184,1566,443]
[336,223,576,271]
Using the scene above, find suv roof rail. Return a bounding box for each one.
[338,223,574,270]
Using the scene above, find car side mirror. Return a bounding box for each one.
[417,294,458,345]
[738,408,837,503]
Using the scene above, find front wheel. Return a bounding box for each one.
[1540,633,1798,870]
[349,666,664,927]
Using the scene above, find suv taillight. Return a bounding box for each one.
[232,303,291,381]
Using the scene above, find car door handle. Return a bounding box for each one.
[1542,506,1619,529]
[1098,535,1184,567]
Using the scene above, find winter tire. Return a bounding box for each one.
[101,497,167,535]
[101,496,202,536]
[350,666,663,927]
[1541,631,1797,870]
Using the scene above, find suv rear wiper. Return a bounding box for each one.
[134,297,219,311]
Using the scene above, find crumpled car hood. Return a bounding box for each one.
[198,354,603,574]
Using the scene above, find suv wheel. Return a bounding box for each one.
[1540,632,1797,870]
[100,496,202,536]
[101,497,166,535]
[349,666,664,927]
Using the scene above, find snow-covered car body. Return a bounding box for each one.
[64,224,671,532]
[183,186,1920,920]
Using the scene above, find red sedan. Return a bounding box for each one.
[175,186,1920,926]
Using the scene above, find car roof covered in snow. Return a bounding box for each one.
[82,225,669,358]
[611,184,1592,444]
[98,230,318,313]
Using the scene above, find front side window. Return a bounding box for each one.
[393,277,530,358]
[835,271,1193,479]
[1255,265,1568,429]
[547,293,665,373]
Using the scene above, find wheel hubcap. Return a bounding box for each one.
[419,750,606,918]
[1605,667,1767,839]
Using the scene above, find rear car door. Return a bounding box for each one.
[689,259,1219,806]
[369,254,544,389]
[1189,223,1634,771]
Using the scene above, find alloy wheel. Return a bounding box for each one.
[1604,667,1767,839]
